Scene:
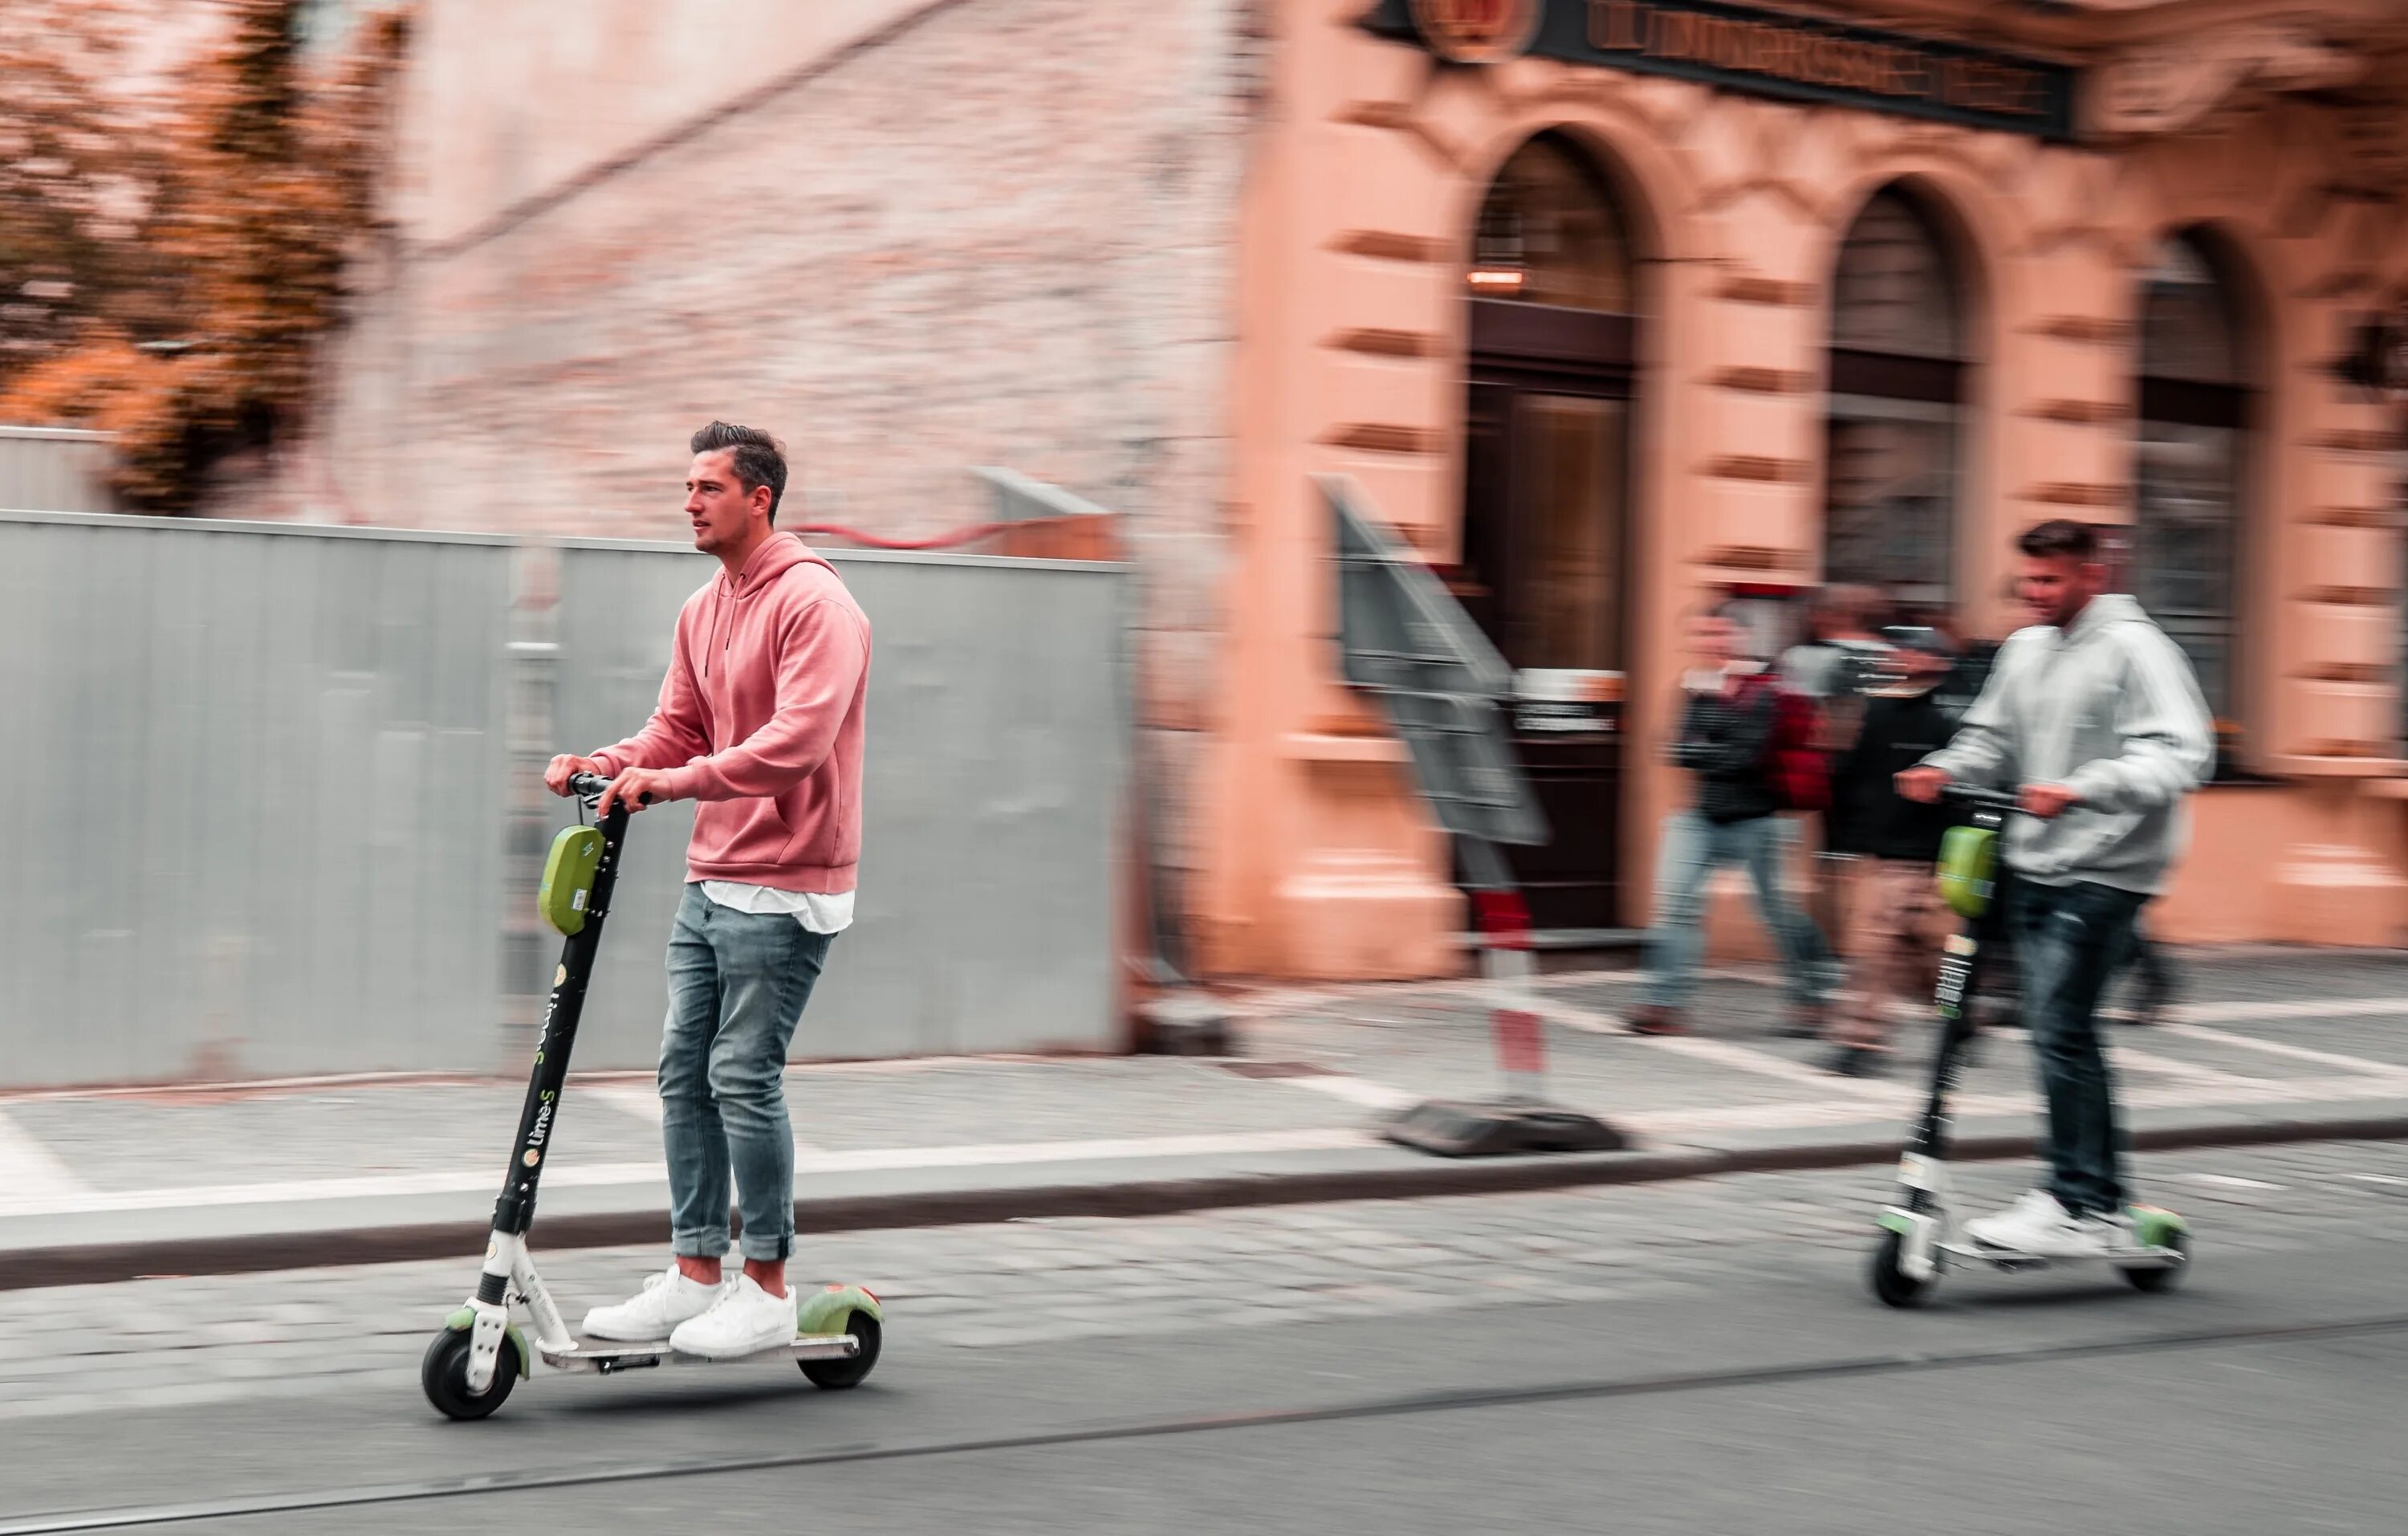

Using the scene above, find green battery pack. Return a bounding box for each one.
[1936,824,1998,921]
[538,825,605,935]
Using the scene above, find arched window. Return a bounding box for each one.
[2134,231,2248,735]
[1821,189,1967,609]
[1466,135,1631,314]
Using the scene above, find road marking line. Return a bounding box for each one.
[0,1110,88,1202]
[1625,972,2408,1027]
[2159,1022,2408,1081]
[2106,1045,2276,1091]
[1641,1036,1910,1105]
[1274,1075,1418,1111]
[1617,1071,2408,1139]
[586,1083,663,1124]
[2171,996,2408,1024]
[588,1079,828,1153]
[2352,1173,2408,1188]
[2185,1172,2285,1191]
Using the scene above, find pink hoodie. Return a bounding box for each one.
[589,532,871,893]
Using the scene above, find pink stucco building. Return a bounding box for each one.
[264,0,2408,978]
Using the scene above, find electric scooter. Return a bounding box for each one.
[421,772,884,1420]
[1868,784,2190,1308]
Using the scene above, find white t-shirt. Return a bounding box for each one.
[697,881,854,935]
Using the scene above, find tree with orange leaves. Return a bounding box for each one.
[0,0,407,511]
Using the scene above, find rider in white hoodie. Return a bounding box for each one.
[1898,519,2213,1257]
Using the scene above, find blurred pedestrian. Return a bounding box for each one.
[1898,518,2212,1256]
[1629,612,1837,1038]
[1777,584,1895,971]
[1821,625,1964,1077]
[547,422,872,1358]
[1779,585,1893,710]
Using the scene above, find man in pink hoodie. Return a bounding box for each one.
[543,422,871,1359]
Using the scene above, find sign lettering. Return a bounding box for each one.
[1373,0,2076,141]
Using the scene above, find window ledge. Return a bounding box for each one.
[2265,756,2408,780]
[2201,772,2290,790]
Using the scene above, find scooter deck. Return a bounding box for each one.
[540,1332,861,1374]
[1935,1239,2184,1273]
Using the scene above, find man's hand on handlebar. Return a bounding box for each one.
[546,754,603,797]
[596,766,677,818]
[2020,783,2081,820]
[1895,765,1949,805]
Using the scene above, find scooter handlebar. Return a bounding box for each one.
[1938,784,2024,813]
[566,771,653,806]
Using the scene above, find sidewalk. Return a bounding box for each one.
[4,949,2406,1288]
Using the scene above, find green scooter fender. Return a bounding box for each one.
[795,1284,884,1335]
[2129,1205,2190,1248]
[444,1306,533,1379]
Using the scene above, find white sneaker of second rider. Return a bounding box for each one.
[580,1264,726,1342]
[669,1274,799,1359]
[1965,1188,2133,1257]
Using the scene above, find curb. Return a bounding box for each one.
[9,1113,2408,1292]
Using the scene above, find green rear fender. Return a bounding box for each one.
[2129,1204,2190,1248]
[795,1284,885,1335]
[442,1306,533,1379]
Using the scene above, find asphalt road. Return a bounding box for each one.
[5,1143,2406,1535]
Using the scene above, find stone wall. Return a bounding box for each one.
[242,0,1268,953]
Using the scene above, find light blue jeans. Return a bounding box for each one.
[1641,811,1836,1012]
[660,884,832,1262]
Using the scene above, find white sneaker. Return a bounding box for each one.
[1966,1189,2127,1257]
[581,1265,726,1342]
[669,1274,797,1359]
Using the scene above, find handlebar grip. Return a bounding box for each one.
[565,771,653,805]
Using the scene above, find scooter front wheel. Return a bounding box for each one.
[1869,1230,1934,1309]
[422,1328,517,1420]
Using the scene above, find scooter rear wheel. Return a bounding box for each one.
[1869,1231,1933,1309]
[2123,1230,2189,1294]
[421,1328,517,1420]
[799,1312,881,1390]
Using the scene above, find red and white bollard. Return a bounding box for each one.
[1471,887,1546,1103]
[1380,837,1626,1157]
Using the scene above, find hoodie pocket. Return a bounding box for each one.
[697,796,792,870]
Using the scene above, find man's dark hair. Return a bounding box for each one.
[690,421,788,524]
[2016,518,2097,561]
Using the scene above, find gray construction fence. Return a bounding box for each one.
[0,508,1128,1088]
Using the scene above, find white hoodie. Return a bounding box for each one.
[1922,593,2215,894]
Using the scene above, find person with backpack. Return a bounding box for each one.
[1777,585,1894,976]
[1628,611,1838,1038]
[1820,625,1967,1077]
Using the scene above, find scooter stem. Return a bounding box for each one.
[490,792,633,1241]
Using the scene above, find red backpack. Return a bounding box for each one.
[1759,682,1830,813]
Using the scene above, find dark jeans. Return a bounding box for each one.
[2009,879,2147,1215]
[1972,874,2169,1018]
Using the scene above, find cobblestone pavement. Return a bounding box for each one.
[6,1139,2406,1422]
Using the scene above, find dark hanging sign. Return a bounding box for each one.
[1368,0,2077,141]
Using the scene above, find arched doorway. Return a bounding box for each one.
[1452,132,1639,935]
[2133,230,2251,771]
[1821,187,1969,615]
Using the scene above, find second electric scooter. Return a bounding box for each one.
[1868,784,2190,1308]
[421,772,884,1420]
